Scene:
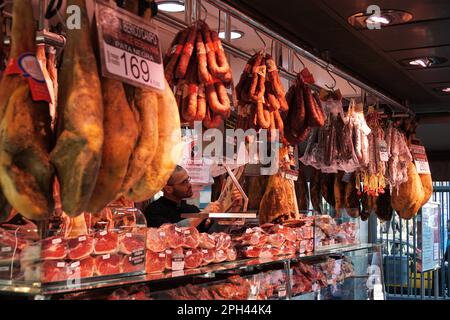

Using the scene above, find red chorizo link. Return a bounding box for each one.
[195,83,207,121]
[256,101,271,129]
[209,29,232,80]
[181,62,199,121]
[164,28,189,85]
[175,25,197,80]
[236,53,258,101]
[195,31,214,85]
[305,87,325,127]
[206,81,231,117]
[248,52,264,102]
[291,80,306,132]
[203,108,223,129]
[273,110,284,136]
[266,54,288,111]
[265,80,280,111]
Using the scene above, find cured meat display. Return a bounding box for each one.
[145,224,237,273]
[163,21,232,128]
[67,235,94,260]
[93,231,119,255]
[95,254,122,276]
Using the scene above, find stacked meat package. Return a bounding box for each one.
[146,224,236,273]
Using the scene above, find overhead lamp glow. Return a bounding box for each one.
[218,30,244,40]
[157,1,185,13]
[442,87,450,93]
[409,59,429,68]
[366,15,390,25]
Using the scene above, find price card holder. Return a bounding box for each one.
[410,144,431,174]
[95,1,165,91]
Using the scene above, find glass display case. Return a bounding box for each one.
[0,242,384,300]
[0,206,147,292]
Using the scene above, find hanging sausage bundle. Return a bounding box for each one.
[235,51,287,141]
[164,21,232,128]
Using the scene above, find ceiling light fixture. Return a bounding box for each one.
[348,9,413,29]
[157,1,185,13]
[218,30,244,40]
[442,87,450,93]
[401,56,447,68]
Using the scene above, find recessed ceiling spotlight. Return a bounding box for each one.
[348,9,413,29]
[218,30,244,40]
[401,56,447,68]
[157,1,185,13]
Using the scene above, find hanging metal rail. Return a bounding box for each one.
[155,0,414,116]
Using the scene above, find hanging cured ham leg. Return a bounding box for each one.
[0,0,54,220]
[50,0,104,216]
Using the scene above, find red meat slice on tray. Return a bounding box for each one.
[267,233,285,247]
[94,254,122,276]
[146,250,166,273]
[259,245,274,258]
[67,235,94,260]
[241,246,262,258]
[221,234,232,250]
[66,257,96,280]
[200,248,215,266]
[184,248,202,269]
[160,224,184,249]
[180,227,200,249]
[94,231,119,255]
[41,237,67,260]
[164,247,184,270]
[41,260,68,283]
[146,228,166,252]
[119,232,145,255]
[214,249,227,263]
[122,254,145,274]
[198,233,216,249]
[226,248,237,261]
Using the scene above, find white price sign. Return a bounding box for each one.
[410,144,431,174]
[95,1,165,91]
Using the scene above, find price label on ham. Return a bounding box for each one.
[410,144,431,174]
[0,266,9,272]
[57,262,66,268]
[379,140,389,162]
[1,246,11,253]
[52,238,62,245]
[171,255,185,271]
[95,1,164,91]
[78,236,86,242]
[278,286,287,298]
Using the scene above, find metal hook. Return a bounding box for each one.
[201,3,208,22]
[271,39,274,57]
[293,51,306,69]
[254,29,267,52]
[325,63,337,90]
[347,80,358,94]
[218,9,221,33]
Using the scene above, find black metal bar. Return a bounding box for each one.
[400,217,404,295]
[413,217,417,298]
[393,212,397,296]
[407,217,410,297]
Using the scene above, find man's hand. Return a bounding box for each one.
[204,201,223,213]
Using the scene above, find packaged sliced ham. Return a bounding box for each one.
[41,260,68,283]
[94,254,122,276]
[122,254,145,274]
[198,233,216,249]
[160,224,184,249]
[93,231,119,255]
[214,249,227,263]
[200,248,215,266]
[225,247,237,261]
[67,235,94,260]
[164,247,184,270]
[180,227,200,249]
[41,237,67,260]
[146,228,166,253]
[146,250,166,273]
[184,248,203,269]
[118,232,145,255]
[66,257,95,280]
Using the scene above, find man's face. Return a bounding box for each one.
[167,169,193,199]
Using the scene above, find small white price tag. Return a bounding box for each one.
[57,262,66,268]
[1,247,11,253]
[126,233,132,238]
[379,140,389,162]
[410,144,431,174]
[159,253,165,258]
[95,1,165,91]
[202,249,208,254]
[0,266,9,272]
[78,236,87,242]
[186,251,192,256]
[184,230,191,235]
[100,231,107,236]
[171,256,185,271]
[159,232,166,237]
[278,286,287,298]
[52,238,62,245]
[166,250,172,254]
[71,261,80,268]
[102,254,111,260]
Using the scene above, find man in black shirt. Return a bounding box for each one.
[144,165,212,230]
